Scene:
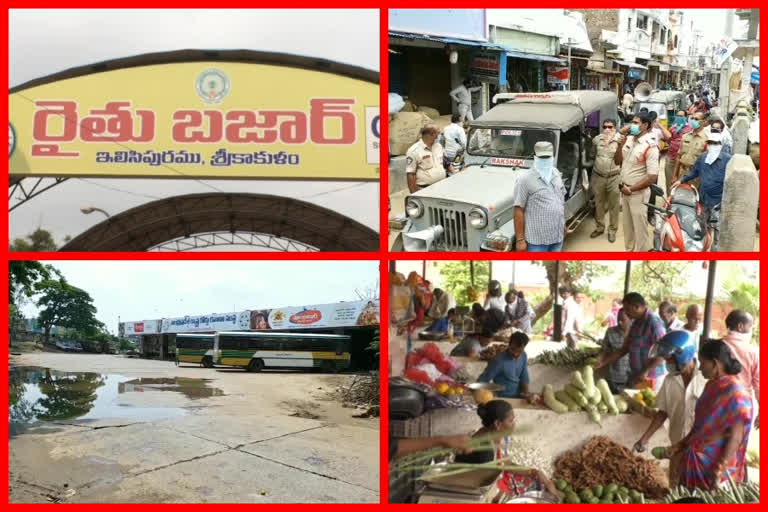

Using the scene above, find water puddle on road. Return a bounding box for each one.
[9,366,224,436]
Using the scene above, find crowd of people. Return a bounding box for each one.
[396,78,743,252]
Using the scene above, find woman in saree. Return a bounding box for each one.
[667,339,753,490]
[456,400,562,498]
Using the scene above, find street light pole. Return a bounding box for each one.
[80,206,110,219]
[568,43,572,91]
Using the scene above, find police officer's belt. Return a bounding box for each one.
[592,170,620,178]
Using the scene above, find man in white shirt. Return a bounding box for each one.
[658,301,685,331]
[682,304,703,354]
[449,79,482,122]
[405,124,448,193]
[560,287,582,348]
[634,331,706,487]
[441,114,467,175]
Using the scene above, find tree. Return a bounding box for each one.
[621,261,693,305]
[438,261,490,306]
[9,260,50,304]
[10,228,58,251]
[36,277,99,343]
[532,261,612,326]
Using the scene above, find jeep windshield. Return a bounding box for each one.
[467,128,557,158]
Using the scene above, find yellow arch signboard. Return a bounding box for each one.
[9,51,380,180]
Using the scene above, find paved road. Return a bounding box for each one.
[388,157,759,252]
[9,353,379,503]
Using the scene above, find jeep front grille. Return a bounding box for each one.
[428,207,468,250]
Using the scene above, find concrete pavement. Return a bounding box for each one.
[9,353,379,503]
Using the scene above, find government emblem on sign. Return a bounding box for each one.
[195,68,230,104]
[9,123,16,159]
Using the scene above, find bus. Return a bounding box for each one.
[213,331,352,372]
[175,334,215,367]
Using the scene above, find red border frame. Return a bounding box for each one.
[3,3,766,508]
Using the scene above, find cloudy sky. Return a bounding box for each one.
[9,9,380,247]
[22,260,380,333]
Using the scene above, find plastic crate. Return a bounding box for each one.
[390,413,433,438]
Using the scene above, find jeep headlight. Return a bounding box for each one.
[405,198,424,218]
[468,207,488,229]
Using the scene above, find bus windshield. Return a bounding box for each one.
[467,128,557,159]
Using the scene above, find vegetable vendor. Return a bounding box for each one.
[633,331,707,487]
[477,332,539,403]
[667,340,753,491]
[456,400,562,498]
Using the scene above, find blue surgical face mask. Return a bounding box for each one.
[629,124,640,136]
[691,120,701,130]
[673,116,686,127]
[534,156,553,183]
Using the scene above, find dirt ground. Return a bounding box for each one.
[9,352,379,503]
[388,156,759,252]
[401,339,759,485]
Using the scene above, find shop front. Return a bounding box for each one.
[389,9,504,119]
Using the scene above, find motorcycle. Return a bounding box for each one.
[644,183,718,251]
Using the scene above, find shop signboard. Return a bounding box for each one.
[249,300,379,330]
[470,51,503,84]
[389,9,487,42]
[627,68,646,79]
[9,58,379,180]
[161,311,251,333]
[546,67,570,85]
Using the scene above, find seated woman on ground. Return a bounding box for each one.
[456,400,562,499]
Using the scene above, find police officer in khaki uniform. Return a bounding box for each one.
[590,118,621,243]
[674,111,709,186]
[614,112,660,251]
[405,124,449,193]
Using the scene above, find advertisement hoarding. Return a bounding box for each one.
[161,311,251,333]
[252,300,379,330]
[389,9,487,42]
[10,61,379,180]
[121,300,380,335]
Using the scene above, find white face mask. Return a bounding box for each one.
[705,144,722,164]
[534,156,553,184]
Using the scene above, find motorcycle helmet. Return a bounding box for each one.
[650,330,695,373]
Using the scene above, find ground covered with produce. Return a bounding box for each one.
[395,339,760,503]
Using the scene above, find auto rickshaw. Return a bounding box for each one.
[632,84,686,151]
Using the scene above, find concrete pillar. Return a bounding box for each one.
[731,102,751,155]
[719,154,759,251]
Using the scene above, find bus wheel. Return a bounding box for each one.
[321,360,337,374]
[247,358,265,372]
[202,356,214,368]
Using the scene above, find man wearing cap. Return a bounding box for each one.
[590,118,622,243]
[513,141,566,252]
[615,112,659,251]
[672,130,731,226]
[405,124,449,193]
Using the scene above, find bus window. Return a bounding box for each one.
[335,343,344,356]
[238,340,248,350]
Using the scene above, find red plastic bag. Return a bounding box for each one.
[404,368,433,386]
[405,352,422,370]
[419,342,455,375]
